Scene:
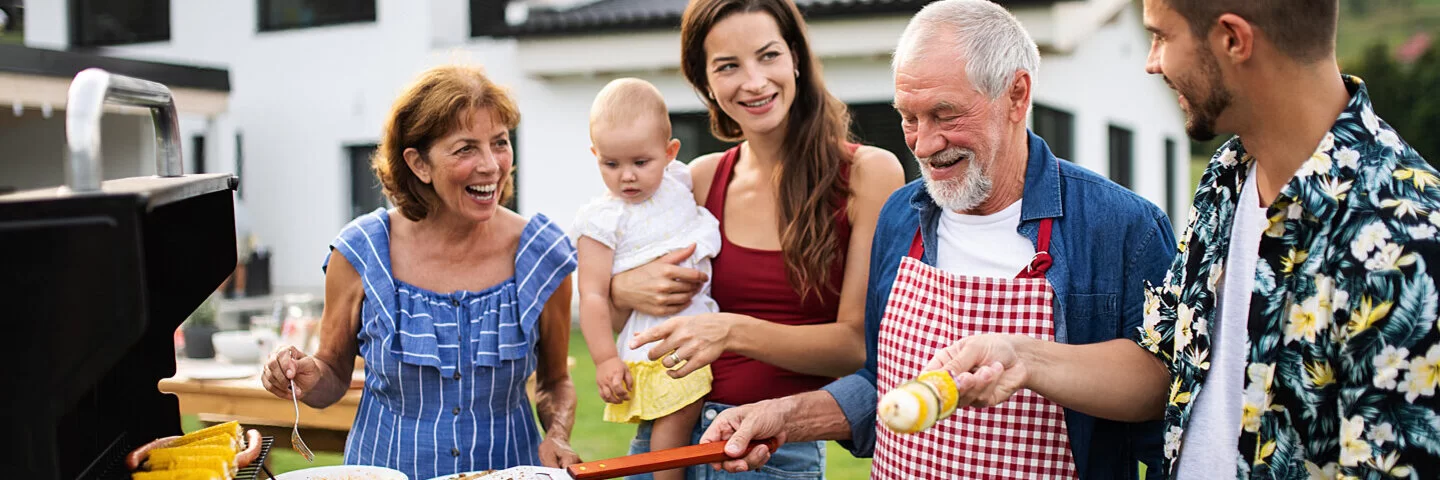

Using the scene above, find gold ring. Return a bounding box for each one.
[668,352,683,365]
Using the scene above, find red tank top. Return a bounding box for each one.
[703,144,853,405]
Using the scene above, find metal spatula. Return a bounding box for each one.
[477,438,780,480]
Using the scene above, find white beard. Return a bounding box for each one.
[919,148,992,213]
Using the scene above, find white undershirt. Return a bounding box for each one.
[1176,166,1263,478]
[935,200,1034,278]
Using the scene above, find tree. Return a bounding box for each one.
[1346,0,1369,16]
[1345,42,1440,167]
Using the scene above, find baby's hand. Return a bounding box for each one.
[596,358,633,404]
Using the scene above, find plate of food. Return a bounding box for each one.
[273,465,409,480]
[423,471,495,480]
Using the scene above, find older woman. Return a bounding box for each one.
[261,65,579,480]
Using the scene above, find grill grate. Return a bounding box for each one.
[236,436,276,480]
[95,434,275,480]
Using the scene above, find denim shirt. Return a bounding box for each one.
[821,132,1176,479]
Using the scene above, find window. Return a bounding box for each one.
[670,112,737,166]
[847,102,915,182]
[470,0,508,37]
[1165,137,1178,223]
[235,133,245,199]
[1108,125,1134,189]
[347,145,385,220]
[259,0,376,32]
[71,0,169,47]
[507,128,519,211]
[671,103,916,182]
[191,135,206,175]
[1,5,25,45]
[1032,103,1075,161]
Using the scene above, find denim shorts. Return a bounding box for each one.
[625,401,826,480]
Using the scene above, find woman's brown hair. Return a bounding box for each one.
[680,0,855,300]
[373,64,521,221]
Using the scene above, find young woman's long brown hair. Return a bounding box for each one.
[680,0,855,301]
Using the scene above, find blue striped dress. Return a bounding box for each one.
[323,208,576,480]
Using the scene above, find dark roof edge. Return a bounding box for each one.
[0,44,230,92]
[487,2,931,38]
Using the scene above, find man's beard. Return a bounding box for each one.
[1176,50,1233,142]
[919,147,992,213]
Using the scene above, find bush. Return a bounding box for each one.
[1345,42,1440,167]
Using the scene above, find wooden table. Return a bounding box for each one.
[159,356,571,453]
[159,359,363,452]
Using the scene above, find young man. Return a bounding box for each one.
[1138,0,1440,477]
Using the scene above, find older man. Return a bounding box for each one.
[699,1,1176,478]
[920,0,1440,478]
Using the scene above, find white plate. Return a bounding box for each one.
[273,465,409,480]
[423,466,571,480]
[182,364,257,380]
[422,471,494,480]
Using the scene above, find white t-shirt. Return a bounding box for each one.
[935,200,1035,278]
[1176,166,1264,478]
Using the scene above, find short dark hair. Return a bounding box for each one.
[1162,0,1338,63]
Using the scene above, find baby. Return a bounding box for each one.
[573,78,720,480]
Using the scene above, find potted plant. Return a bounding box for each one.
[182,294,219,359]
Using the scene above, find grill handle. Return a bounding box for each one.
[65,68,183,193]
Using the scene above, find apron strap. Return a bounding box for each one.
[904,217,1055,278]
[1017,217,1054,279]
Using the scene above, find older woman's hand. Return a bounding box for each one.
[630,312,743,378]
[260,345,323,401]
[538,434,582,468]
[610,245,709,317]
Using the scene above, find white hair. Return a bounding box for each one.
[893,0,1041,101]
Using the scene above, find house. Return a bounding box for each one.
[20,0,1187,291]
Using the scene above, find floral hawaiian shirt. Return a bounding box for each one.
[1139,75,1440,479]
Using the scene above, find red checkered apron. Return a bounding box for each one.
[872,218,1078,479]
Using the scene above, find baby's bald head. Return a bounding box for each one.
[590,77,672,142]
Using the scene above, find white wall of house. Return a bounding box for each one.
[478,3,1190,243]
[1031,3,1190,217]
[26,0,494,290]
[22,0,1187,290]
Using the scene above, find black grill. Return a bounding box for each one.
[0,69,239,479]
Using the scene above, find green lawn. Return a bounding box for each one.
[1189,155,1209,197]
[181,329,874,477]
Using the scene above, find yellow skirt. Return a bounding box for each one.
[603,359,712,424]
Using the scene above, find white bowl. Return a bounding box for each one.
[274,465,409,480]
[211,330,264,363]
